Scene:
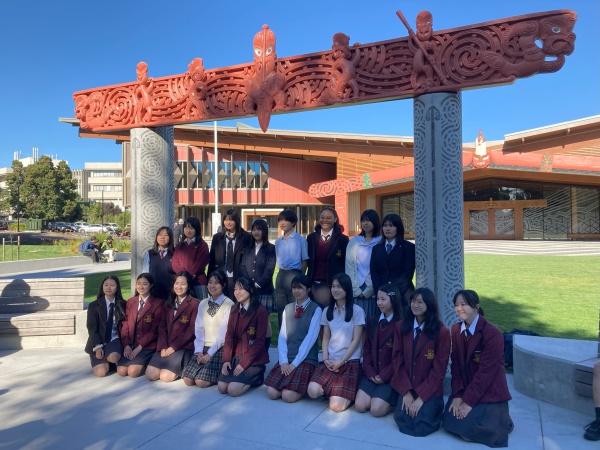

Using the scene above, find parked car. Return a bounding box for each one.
[103,223,120,230]
[0,221,8,231]
[54,222,71,232]
[80,223,104,233]
[74,222,90,231]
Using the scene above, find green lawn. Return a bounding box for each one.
[74,254,599,342]
[0,244,75,261]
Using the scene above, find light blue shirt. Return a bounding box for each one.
[460,314,480,335]
[275,231,308,270]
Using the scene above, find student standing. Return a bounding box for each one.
[265,275,321,403]
[239,219,276,312]
[85,275,126,377]
[182,270,234,388]
[370,214,415,304]
[274,209,309,327]
[392,288,450,437]
[442,290,513,448]
[172,217,210,300]
[306,207,349,308]
[345,209,382,318]
[142,226,176,300]
[355,283,402,417]
[117,273,164,378]
[208,209,251,299]
[308,273,365,412]
[146,271,199,383]
[218,277,270,397]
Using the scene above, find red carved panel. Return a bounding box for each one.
[309,176,363,198]
[74,9,576,133]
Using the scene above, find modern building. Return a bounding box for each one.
[74,162,124,210]
[61,115,600,240]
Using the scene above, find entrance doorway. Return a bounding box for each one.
[468,209,515,239]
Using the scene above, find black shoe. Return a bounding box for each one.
[584,419,600,441]
[508,419,514,434]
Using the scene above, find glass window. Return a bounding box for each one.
[191,162,202,189]
[176,162,187,189]
[205,162,215,189]
[233,161,246,189]
[220,161,231,189]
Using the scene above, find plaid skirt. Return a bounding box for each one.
[259,294,276,313]
[181,346,224,384]
[265,361,316,394]
[310,359,362,401]
[218,355,266,386]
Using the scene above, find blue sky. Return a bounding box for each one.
[1,1,598,170]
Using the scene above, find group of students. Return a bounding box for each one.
[85,207,513,448]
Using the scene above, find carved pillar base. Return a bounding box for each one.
[413,92,464,328]
[130,127,174,292]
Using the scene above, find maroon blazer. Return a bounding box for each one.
[450,317,511,407]
[172,240,210,286]
[156,297,199,352]
[362,315,400,383]
[223,305,269,369]
[120,295,164,351]
[391,320,451,402]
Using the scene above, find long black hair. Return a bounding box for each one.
[135,272,159,298]
[96,274,126,322]
[359,209,381,238]
[167,271,195,309]
[381,213,405,241]
[326,272,354,322]
[402,287,442,339]
[453,289,485,317]
[315,207,345,235]
[233,277,260,315]
[150,226,174,255]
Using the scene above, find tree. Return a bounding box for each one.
[0,160,25,220]
[16,156,80,220]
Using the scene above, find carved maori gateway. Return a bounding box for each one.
[74,9,576,133]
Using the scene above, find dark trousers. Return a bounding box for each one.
[84,250,99,263]
[275,269,301,328]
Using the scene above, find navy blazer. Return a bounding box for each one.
[370,239,415,299]
[306,230,349,284]
[239,241,276,295]
[208,230,251,279]
[449,317,511,407]
[85,297,126,354]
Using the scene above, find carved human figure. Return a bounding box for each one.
[244,25,286,132]
[186,58,207,119]
[411,11,437,90]
[472,129,490,169]
[322,32,360,105]
[135,62,154,123]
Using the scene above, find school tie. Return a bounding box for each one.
[208,300,219,317]
[463,328,472,341]
[226,237,234,273]
[294,304,304,318]
[412,327,421,356]
[138,299,145,313]
[240,306,246,316]
[322,235,330,242]
[386,243,393,255]
[105,302,114,344]
[379,318,388,330]
[160,250,165,259]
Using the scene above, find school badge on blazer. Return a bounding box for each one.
[180,315,189,324]
[336,250,342,257]
[425,349,435,360]
[248,327,256,336]
[144,315,152,323]
[473,352,481,363]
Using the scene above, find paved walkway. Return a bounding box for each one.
[0,347,595,450]
[0,241,597,449]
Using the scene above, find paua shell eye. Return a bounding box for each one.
[551,26,561,33]
[254,47,262,57]
[266,45,273,56]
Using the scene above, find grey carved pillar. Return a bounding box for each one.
[130,127,174,292]
[413,92,464,328]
